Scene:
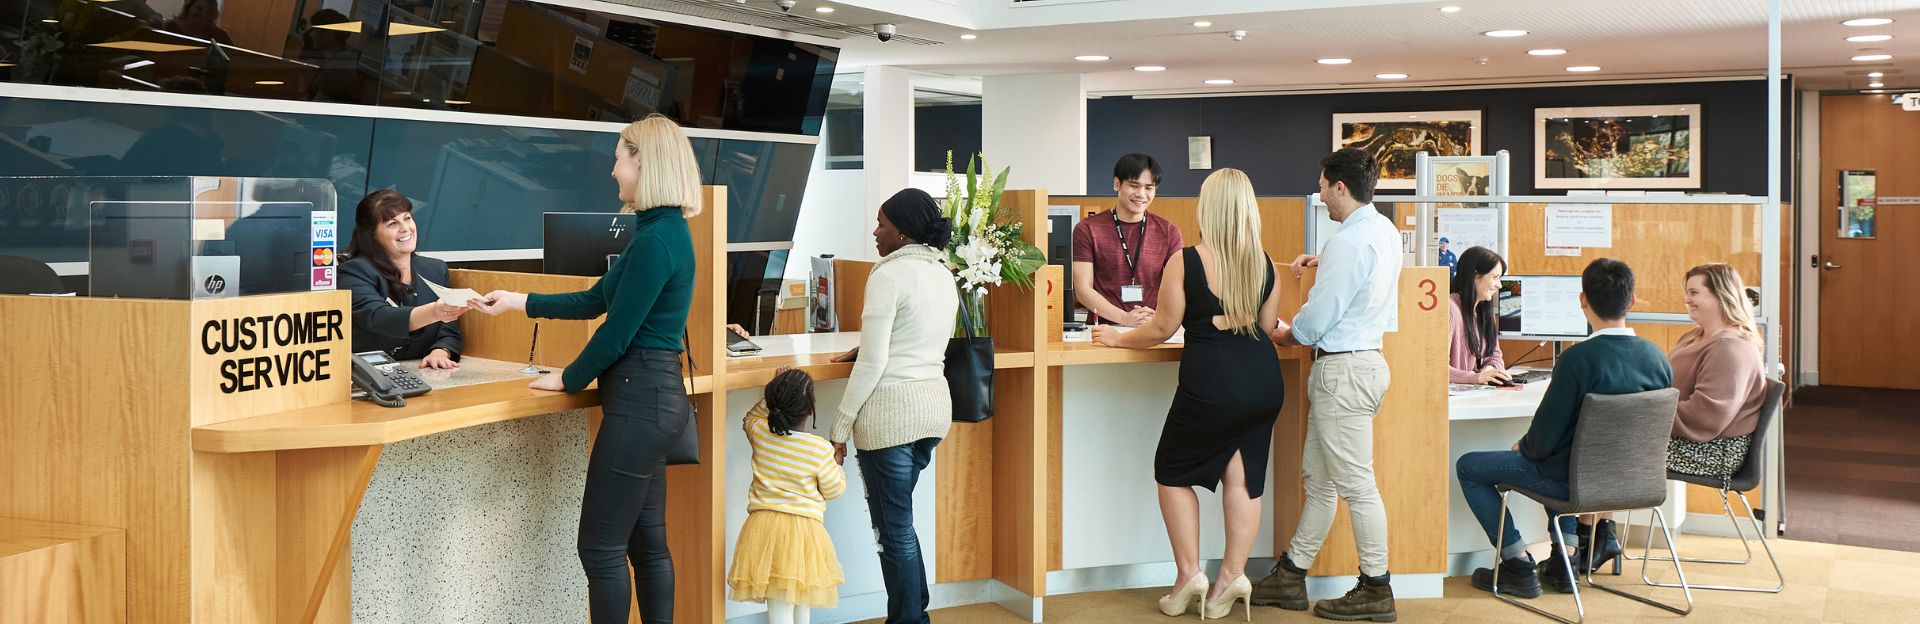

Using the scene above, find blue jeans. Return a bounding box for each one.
[857,437,941,624]
[1456,450,1580,561]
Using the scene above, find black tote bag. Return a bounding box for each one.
[667,332,701,465]
[946,287,996,423]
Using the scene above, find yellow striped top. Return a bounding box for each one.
[745,401,846,520]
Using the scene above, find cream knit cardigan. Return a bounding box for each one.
[830,244,959,450]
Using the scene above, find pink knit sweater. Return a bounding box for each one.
[1447,294,1506,384]
[1669,327,1767,442]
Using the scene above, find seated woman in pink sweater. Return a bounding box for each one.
[1668,263,1767,478]
[1447,246,1510,385]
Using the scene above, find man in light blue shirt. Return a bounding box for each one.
[1253,148,1403,622]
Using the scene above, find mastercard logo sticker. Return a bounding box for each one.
[312,247,335,267]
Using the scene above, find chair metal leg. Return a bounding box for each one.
[1492,491,1587,624]
[1586,507,1694,616]
[1640,491,1785,593]
[1627,489,1756,565]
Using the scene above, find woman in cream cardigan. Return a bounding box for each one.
[828,188,958,624]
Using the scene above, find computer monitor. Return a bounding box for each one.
[1497,275,1590,339]
[543,212,636,276]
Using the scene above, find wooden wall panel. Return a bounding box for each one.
[936,420,995,582]
[449,270,601,369]
[1048,196,1310,267]
[830,260,874,332]
[1504,203,1763,314]
[0,295,192,623]
[664,187,728,624]
[0,519,126,624]
[273,446,381,624]
[1272,268,1452,576]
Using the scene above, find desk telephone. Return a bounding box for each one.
[351,351,431,407]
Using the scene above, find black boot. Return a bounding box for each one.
[1537,552,1578,594]
[1471,553,1542,599]
[1587,519,1624,574]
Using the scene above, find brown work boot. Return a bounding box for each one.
[1312,574,1396,622]
[1250,554,1309,610]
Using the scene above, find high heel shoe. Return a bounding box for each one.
[1159,573,1209,617]
[1202,575,1252,621]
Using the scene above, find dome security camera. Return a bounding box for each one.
[776,0,797,11]
[875,23,897,42]
[1230,30,1246,41]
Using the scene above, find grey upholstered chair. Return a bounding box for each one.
[1491,388,1693,624]
[0,255,64,295]
[1622,378,1786,593]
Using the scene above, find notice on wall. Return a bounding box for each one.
[622,67,662,111]
[1544,246,1582,257]
[569,37,593,75]
[1545,204,1612,249]
[1438,207,1499,257]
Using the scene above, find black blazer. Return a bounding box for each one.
[339,255,463,361]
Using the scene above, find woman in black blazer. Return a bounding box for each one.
[338,189,468,368]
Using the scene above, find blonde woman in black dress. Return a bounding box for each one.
[1093,168,1288,620]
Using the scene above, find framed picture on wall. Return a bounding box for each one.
[1534,104,1701,189]
[1333,110,1482,190]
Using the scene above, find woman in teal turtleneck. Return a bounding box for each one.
[470,115,698,624]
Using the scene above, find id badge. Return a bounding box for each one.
[1121,284,1144,303]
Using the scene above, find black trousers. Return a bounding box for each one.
[580,349,688,624]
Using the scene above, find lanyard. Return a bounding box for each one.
[1110,211,1147,283]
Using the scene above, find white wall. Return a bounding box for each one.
[789,136,868,280]
[983,73,1086,197]
[1796,90,1821,385]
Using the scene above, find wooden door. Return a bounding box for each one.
[1817,95,1920,390]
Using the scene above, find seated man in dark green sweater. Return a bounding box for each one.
[1457,258,1674,597]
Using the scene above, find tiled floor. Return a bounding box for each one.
[1782,386,1920,553]
[864,535,1919,623]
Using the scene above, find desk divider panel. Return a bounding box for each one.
[448,270,601,368]
[1049,196,1310,270]
[1271,267,1451,577]
[830,259,874,332]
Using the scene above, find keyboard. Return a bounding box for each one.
[1507,370,1552,385]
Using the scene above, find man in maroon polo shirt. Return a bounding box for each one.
[1071,153,1185,326]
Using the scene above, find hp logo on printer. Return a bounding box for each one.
[204,274,227,295]
[610,217,629,239]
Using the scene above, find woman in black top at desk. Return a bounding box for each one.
[470,115,699,624]
[338,189,467,369]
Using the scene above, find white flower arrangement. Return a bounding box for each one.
[939,151,1046,336]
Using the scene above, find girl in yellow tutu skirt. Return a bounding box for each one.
[729,369,846,623]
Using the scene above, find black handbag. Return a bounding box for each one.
[945,288,996,423]
[667,332,701,465]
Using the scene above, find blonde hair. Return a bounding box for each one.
[1197,168,1267,336]
[1685,263,1762,351]
[618,114,704,216]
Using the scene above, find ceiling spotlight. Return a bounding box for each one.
[1075,55,1110,61]
[1205,79,1235,85]
[1869,71,1885,77]
[1193,21,1212,27]
[1483,29,1528,37]
[1843,18,1894,27]
[960,33,976,40]
[1440,6,1462,13]
[446,100,470,105]
[815,6,834,13]
[254,80,284,86]
[1376,73,1409,79]
[1317,57,1352,65]
[1528,48,1567,56]
[1134,65,1167,72]
[1567,65,1602,72]
[1870,81,1885,88]
[1853,54,1894,62]
[1849,34,1893,42]
[775,0,797,12]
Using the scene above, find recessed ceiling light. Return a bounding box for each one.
[1870,82,1886,88]
[1843,18,1894,27]
[1867,89,1885,93]
[1483,29,1528,37]
[1567,65,1602,72]
[1075,55,1110,61]
[1134,65,1166,72]
[446,100,470,105]
[1848,34,1893,42]
[1869,71,1885,77]
[388,23,445,36]
[1376,73,1409,79]
[41,19,57,24]
[815,6,833,13]
[1853,54,1894,62]
[1193,21,1212,27]
[1528,48,1567,56]
[254,80,285,86]
[1440,6,1462,13]
[960,34,976,40]
[1205,79,1235,85]
[1317,58,1352,65]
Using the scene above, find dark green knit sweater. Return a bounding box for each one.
[1521,333,1675,481]
[526,207,694,392]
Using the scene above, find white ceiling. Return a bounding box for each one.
[795,0,1920,94]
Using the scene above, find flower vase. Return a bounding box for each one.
[955,288,990,338]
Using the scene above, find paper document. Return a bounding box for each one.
[420,276,483,308]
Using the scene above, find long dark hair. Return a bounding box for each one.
[1451,246,1506,358]
[342,189,414,294]
[762,369,815,436]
